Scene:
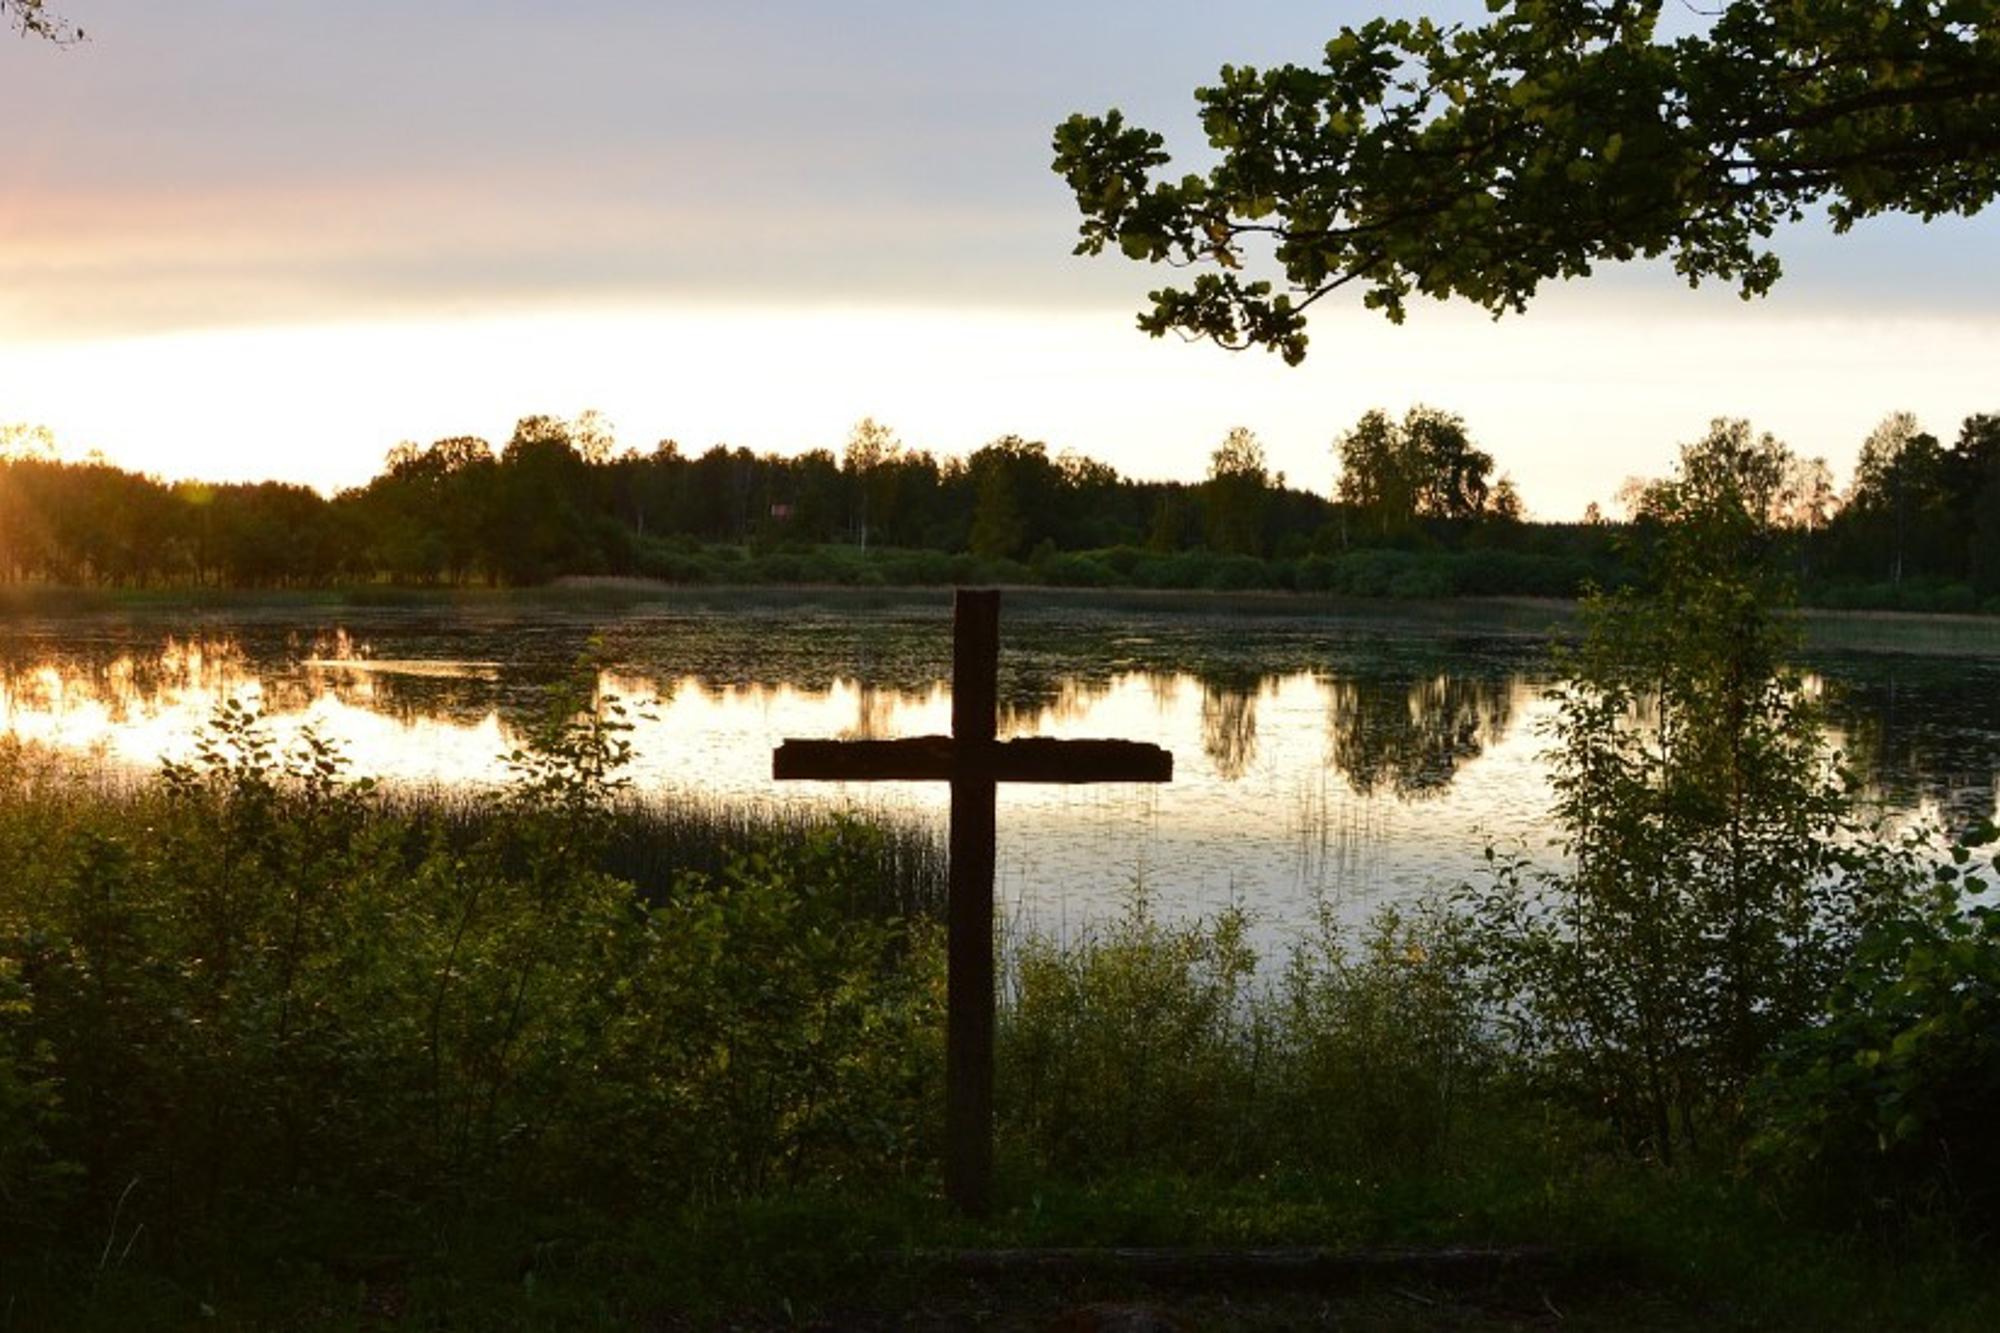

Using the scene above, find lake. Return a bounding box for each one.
[4,591,1998,940]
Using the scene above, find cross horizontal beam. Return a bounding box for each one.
[773,736,1172,784]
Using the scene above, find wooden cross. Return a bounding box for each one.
[773,589,1172,1214]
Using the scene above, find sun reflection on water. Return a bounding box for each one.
[4,607,1992,941]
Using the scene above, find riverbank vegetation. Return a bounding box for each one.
[5,408,1999,613]
[4,424,1999,1328]
[2,732,1993,1328]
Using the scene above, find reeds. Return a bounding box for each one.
[367,783,948,917]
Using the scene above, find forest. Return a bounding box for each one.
[4,409,1998,611]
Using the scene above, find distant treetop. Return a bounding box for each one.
[1053,1,2000,364]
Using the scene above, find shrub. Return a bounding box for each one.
[1751,827,2000,1227]
[997,893,1491,1184]
[1268,902,1490,1174]
[1463,423,1892,1159]
[0,954,62,1209]
[751,551,807,583]
[1199,553,1274,591]
[1036,553,1114,588]
[0,684,944,1257]
[1000,898,1259,1178]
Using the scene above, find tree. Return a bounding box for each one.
[1405,407,1494,521]
[1334,405,1499,537]
[1954,414,2000,592]
[1843,411,1949,584]
[1333,409,1417,540]
[965,436,1059,559]
[1054,2,2000,363]
[1470,420,1873,1157]
[842,417,902,551]
[1773,454,1837,534]
[0,424,57,461]
[968,462,1025,560]
[571,410,618,466]
[1203,426,1275,555]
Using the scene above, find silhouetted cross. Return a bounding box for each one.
[773,589,1172,1214]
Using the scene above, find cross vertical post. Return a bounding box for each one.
[771,589,1171,1215]
[946,588,999,1214]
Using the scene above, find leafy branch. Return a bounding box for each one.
[1054,1,2000,363]
[3,0,82,43]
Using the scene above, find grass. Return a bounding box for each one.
[2,725,1996,1330]
[25,1160,1997,1330]
[370,784,948,918]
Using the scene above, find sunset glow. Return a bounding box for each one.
[4,2,1995,517]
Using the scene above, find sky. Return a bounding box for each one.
[3,0,1997,518]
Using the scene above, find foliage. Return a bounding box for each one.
[1054,0,2000,362]
[0,691,943,1259]
[1267,900,1492,1174]
[1002,896,1260,1178]
[12,405,2000,608]
[1826,410,2000,592]
[1464,420,1893,1158]
[1335,405,1504,537]
[2,0,78,42]
[6,720,2000,1320]
[999,891,1491,1185]
[1751,823,2000,1227]
[1202,426,1275,555]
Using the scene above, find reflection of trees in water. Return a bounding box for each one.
[0,631,532,734]
[841,682,901,741]
[1321,670,1518,799]
[299,667,512,726]
[1822,670,2000,840]
[0,636,261,722]
[999,674,1115,737]
[1199,672,1261,780]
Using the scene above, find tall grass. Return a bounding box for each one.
[0,723,1502,1284]
[2,717,1996,1327]
[371,784,948,919]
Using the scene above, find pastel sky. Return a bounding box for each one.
[3,0,1996,517]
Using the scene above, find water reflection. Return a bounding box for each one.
[842,682,901,742]
[1821,660,2000,838]
[1322,672,1520,800]
[10,623,1981,818]
[1199,673,1261,781]
[3,607,1993,939]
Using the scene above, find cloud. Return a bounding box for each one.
[3,1,1995,341]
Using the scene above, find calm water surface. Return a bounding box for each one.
[5,595,1997,939]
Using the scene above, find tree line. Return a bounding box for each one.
[1,410,1996,606]
[0,411,1522,588]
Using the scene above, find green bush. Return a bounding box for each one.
[750,551,808,582]
[0,952,62,1209]
[1199,553,1275,591]
[1036,552,1114,587]
[998,894,1490,1184]
[634,545,709,582]
[1268,902,1491,1174]
[1463,424,1890,1160]
[1000,899,1259,1178]
[0,689,943,1257]
[1751,827,2000,1226]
